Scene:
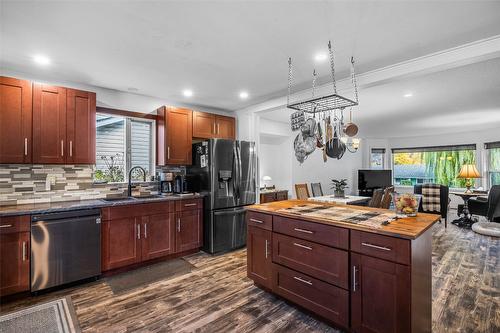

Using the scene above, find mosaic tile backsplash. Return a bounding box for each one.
[0,165,159,206]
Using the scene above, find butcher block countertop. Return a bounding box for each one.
[246,199,441,240]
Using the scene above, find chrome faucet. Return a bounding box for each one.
[128,166,147,197]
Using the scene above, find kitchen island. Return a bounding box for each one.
[246,200,440,333]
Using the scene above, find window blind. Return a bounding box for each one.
[392,144,476,154]
[371,148,386,154]
[485,141,500,149]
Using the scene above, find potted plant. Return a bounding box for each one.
[331,179,348,198]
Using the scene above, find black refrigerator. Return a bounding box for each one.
[187,139,256,254]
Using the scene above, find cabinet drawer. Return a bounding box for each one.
[102,201,173,220]
[273,216,348,250]
[0,215,30,234]
[175,199,202,212]
[246,211,272,230]
[351,230,410,265]
[272,233,348,289]
[272,263,349,329]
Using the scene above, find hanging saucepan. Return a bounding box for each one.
[343,109,359,137]
[326,127,346,159]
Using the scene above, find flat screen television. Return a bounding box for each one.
[358,170,392,192]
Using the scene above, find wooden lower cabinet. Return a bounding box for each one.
[351,253,411,333]
[0,232,30,296]
[259,190,288,203]
[101,200,202,272]
[246,210,432,333]
[101,217,142,271]
[175,209,202,253]
[247,225,272,289]
[142,213,176,261]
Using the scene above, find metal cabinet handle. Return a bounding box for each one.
[217,123,220,134]
[144,223,147,238]
[24,138,28,156]
[361,242,391,251]
[0,224,13,228]
[294,227,313,234]
[167,146,170,159]
[265,240,269,259]
[249,218,264,224]
[177,218,181,232]
[293,242,312,250]
[22,241,26,261]
[184,203,197,207]
[213,123,216,134]
[137,224,141,240]
[61,140,64,157]
[69,141,73,157]
[294,276,312,285]
[353,265,357,292]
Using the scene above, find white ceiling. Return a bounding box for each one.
[260,57,500,138]
[2,0,500,112]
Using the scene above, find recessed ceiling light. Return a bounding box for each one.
[239,91,249,99]
[33,54,50,65]
[182,89,193,97]
[314,53,327,62]
[404,93,413,98]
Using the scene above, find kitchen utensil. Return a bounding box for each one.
[316,122,324,148]
[326,128,346,159]
[343,109,359,137]
[290,111,305,131]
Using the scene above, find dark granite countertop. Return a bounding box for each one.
[0,194,205,217]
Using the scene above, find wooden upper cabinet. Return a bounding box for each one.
[193,111,216,139]
[215,115,235,139]
[0,77,32,164]
[157,106,193,165]
[33,83,67,164]
[66,89,96,164]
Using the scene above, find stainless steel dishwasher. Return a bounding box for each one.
[31,209,101,292]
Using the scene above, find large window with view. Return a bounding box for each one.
[392,144,476,188]
[486,141,500,187]
[95,114,154,182]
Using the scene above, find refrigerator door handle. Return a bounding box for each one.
[213,207,247,216]
[236,143,242,200]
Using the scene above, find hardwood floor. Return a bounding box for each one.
[0,222,498,333]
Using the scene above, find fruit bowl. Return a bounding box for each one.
[393,193,421,217]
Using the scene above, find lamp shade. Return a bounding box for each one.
[457,164,481,179]
[262,175,272,181]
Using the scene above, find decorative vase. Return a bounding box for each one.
[334,189,345,198]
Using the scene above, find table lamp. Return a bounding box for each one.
[457,164,481,193]
[262,175,272,189]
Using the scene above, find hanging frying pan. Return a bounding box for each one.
[326,127,346,159]
[343,109,359,137]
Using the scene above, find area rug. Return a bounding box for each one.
[105,258,195,294]
[0,296,80,333]
[277,203,397,229]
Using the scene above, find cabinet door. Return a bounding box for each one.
[351,253,411,333]
[276,191,288,201]
[260,192,276,203]
[33,83,67,164]
[66,89,96,164]
[215,115,235,139]
[247,225,272,289]
[175,210,202,252]
[193,111,215,139]
[0,232,30,296]
[0,77,32,163]
[166,107,193,165]
[142,212,175,261]
[101,218,141,271]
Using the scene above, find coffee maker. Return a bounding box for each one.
[158,171,174,194]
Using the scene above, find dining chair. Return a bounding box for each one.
[414,184,450,227]
[310,183,323,197]
[368,188,384,208]
[294,183,310,200]
[380,186,394,209]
